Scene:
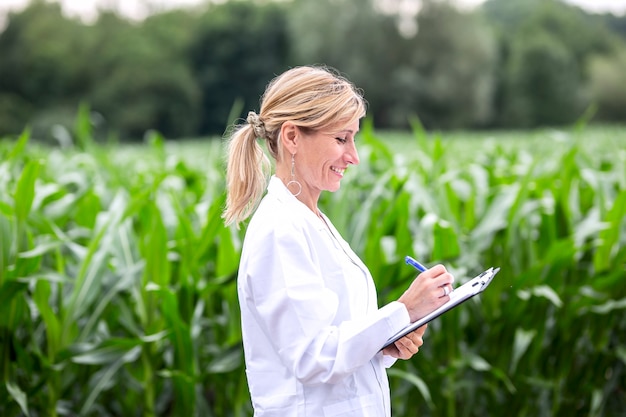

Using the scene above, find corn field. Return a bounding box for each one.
[0,110,625,416]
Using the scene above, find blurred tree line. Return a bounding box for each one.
[1,0,626,141]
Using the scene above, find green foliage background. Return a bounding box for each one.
[1,0,626,140]
[1,1,625,415]
[0,109,625,415]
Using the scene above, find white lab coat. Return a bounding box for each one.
[238,176,411,417]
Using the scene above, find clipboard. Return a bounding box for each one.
[383,267,500,349]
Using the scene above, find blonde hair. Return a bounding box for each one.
[222,65,366,227]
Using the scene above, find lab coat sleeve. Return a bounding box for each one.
[242,221,410,385]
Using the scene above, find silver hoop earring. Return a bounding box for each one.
[286,153,302,197]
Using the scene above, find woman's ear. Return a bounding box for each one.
[280,121,299,155]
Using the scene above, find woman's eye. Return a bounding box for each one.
[335,137,347,144]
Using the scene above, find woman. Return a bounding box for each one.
[223,65,454,417]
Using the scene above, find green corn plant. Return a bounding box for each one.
[0,115,624,417]
[337,125,626,417]
[0,114,246,416]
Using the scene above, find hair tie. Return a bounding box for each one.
[247,111,267,139]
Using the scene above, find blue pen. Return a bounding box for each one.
[405,255,427,272]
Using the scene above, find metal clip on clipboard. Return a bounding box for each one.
[383,267,500,349]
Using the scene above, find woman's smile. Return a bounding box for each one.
[330,166,346,177]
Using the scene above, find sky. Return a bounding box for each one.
[1,0,625,26]
[0,0,212,24]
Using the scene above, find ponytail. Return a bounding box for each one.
[222,124,271,227]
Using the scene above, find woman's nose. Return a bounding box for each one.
[345,142,360,166]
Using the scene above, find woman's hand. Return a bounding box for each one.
[382,325,428,359]
[397,264,454,322]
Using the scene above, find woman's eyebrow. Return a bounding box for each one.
[336,129,358,135]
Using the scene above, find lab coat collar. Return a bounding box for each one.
[267,176,370,275]
[267,175,323,227]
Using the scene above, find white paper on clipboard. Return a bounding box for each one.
[383,267,500,349]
